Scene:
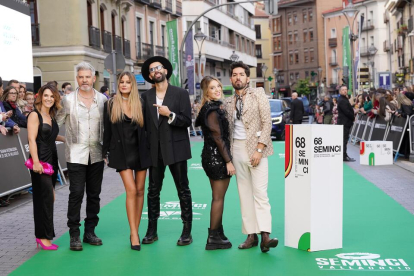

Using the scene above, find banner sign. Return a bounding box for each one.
[0,131,31,196]
[355,114,368,141]
[342,26,352,91]
[370,116,388,141]
[385,116,408,152]
[410,115,414,155]
[285,125,343,252]
[185,28,195,95]
[167,20,180,87]
[360,141,393,166]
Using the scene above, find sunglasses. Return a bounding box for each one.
[149,65,164,73]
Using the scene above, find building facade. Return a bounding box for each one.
[252,5,272,94]
[28,0,182,93]
[182,0,257,98]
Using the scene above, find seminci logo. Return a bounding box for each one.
[316,252,411,271]
[142,201,207,220]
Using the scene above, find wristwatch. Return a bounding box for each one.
[169,112,174,119]
[256,148,263,153]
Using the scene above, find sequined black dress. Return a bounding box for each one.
[195,101,232,180]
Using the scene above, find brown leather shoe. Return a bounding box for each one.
[238,234,259,249]
[260,232,278,253]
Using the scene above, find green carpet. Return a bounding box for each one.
[11,142,414,275]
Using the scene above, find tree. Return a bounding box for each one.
[296,78,311,97]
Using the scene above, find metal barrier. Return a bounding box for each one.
[349,113,361,142]
[409,115,414,162]
[385,115,409,162]
[353,114,369,144]
[362,116,375,141]
[369,116,389,142]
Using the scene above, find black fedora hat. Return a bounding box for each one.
[142,56,173,84]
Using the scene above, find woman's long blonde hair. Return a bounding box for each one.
[109,71,144,127]
[200,76,224,108]
[396,93,413,108]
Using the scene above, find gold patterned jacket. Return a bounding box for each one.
[224,87,274,158]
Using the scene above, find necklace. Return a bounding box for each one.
[122,96,129,100]
[156,94,164,100]
[41,111,51,118]
[78,91,94,99]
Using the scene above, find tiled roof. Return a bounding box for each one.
[255,8,270,17]
[322,6,343,15]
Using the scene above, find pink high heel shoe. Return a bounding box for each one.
[36,238,58,250]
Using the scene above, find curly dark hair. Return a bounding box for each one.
[230,61,250,77]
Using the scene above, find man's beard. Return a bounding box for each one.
[81,84,92,91]
[232,80,247,90]
[153,72,166,83]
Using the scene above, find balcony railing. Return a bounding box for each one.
[329,78,338,88]
[329,57,338,66]
[136,41,142,60]
[383,40,391,52]
[329,37,337,48]
[123,39,131,59]
[155,45,167,57]
[175,0,182,16]
[102,30,112,53]
[361,20,374,31]
[32,24,40,46]
[150,0,162,8]
[409,16,413,32]
[164,0,173,13]
[142,43,154,59]
[113,35,122,53]
[360,46,377,57]
[136,0,151,4]
[89,26,100,50]
[220,41,235,49]
[206,36,219,44]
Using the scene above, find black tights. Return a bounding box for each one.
[209,178,230,230]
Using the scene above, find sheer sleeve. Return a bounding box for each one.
[207,110,232,163]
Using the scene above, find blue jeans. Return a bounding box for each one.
[308,115,314,124]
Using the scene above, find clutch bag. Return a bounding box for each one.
[25,158,54,176]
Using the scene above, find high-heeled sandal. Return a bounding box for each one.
[36,238,58,250]
[130,235,141,251]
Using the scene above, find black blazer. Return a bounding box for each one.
[141,84,192,167]
[102,101,152,170]
[337,95,355,127]
[290,98,304,122]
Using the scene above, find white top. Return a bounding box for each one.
[156,96,163,119]
[233,110,246,140]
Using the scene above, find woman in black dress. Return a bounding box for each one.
[27,84,63,250]
[195,76,236,250]
[103,72,151,251]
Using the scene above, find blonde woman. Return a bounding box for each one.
[195,76,235,250]
[396,93,414,118]
[102,72,151,251]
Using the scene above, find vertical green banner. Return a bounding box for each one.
[167,20,180,86]
[342,26,352,91]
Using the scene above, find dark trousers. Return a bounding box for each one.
[148,156,193,223]
[67,159,104,237]
[292,120,302,124]
[31,171,56,240]
[343,125,351,158]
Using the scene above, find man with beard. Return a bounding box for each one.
[337,85,356,162]
[140,56,193,246]
[56,62,107,250]
[224,61,279,253]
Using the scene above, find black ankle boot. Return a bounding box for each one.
[177,221,193,246]
[205,228,232,250]
[142,220,158,244]
[217,225,232,245]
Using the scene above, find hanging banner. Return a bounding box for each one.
[185,29,195,95]
[354,15,364,92]
[167,20,180,87]
[342,26,352,92]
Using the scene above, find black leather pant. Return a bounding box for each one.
[148,157,193,223]
[343,125,351,158]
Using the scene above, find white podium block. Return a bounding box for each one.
[284,125,343,252]
[360,141,393,166]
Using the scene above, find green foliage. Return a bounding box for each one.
[296,78,311,96]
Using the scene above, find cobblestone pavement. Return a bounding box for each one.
[0,138,413,275]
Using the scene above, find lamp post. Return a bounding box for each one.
[261,63,268,93]
[367,44,378,88]
[194,28,207,99]
[342,0,359,96]
[317,66,322,100]
[273,67,279,98]
[229,50,239,62]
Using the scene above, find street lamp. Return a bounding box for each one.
[273,67,279,98]
[194,28,207,98]
[342,0,359,97]
[229,50,239,62]
[261,63,268,93]
[317,66,323,101]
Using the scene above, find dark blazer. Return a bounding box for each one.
[102,100,152,171]
[3,101,27,128]
[337,95,355,127]
[141,84,192,167]
[290,98,304,122]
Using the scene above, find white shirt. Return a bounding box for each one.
[233,110,247,140]
[156,95,176,123]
